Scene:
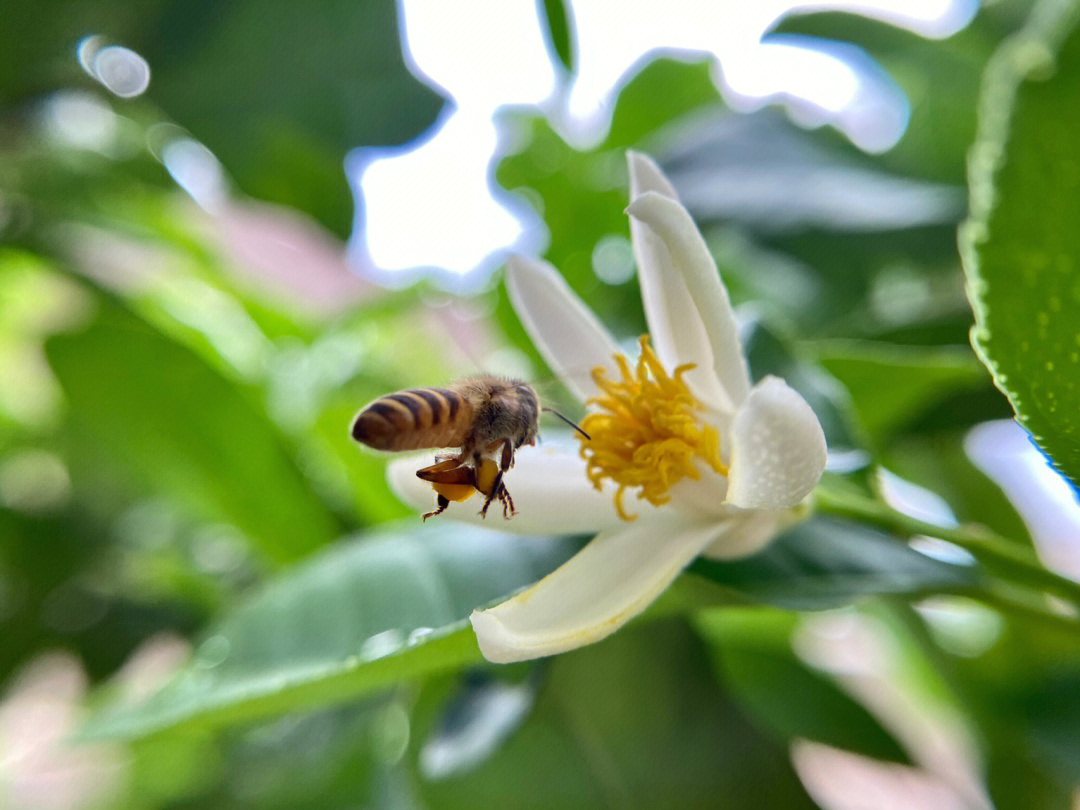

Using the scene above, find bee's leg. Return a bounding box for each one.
[423,494,451,521]
[497,483,515,518]
[478,440,516,519]
[477,466,505,519]
[478,477,501,519]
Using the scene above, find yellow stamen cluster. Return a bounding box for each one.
[577,335,728,520]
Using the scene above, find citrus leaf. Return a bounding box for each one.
[961,0,1080,487]
[79,524,577,741]
[47,301,341,564]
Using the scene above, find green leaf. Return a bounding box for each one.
[537,0,575,74]
[412,622,818,810]
[696,607,908,763]
[79,524,577,741]
[664,108,963,232]
[46,300,341,564]
[691,515,977,610]
[814,340,987,446]
[961,0,1080,486]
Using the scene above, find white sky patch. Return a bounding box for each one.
[351,111,539,281]
[349,0,977,281]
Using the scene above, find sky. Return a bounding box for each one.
[347,0,978,284]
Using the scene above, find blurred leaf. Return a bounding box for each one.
[662,108,963,233]
[760,225,967,339]
[814,340,987,447]
[412,621,818,810]
[80,524,577,740]
[606,58,721,146]
[884,431,1034,547]
[774,3,1030,185]
[150,0,443,235]
[47,300,341,564]
[537,0,575,73]
[0,505,201,681]
[961,0,1080,487]
[999,675,1080,789]
[986,743,1074,810]
[0,1,446,236]
[696,607,908,763]
[691,514,977,610]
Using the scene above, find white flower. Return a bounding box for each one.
[388,152,827,663]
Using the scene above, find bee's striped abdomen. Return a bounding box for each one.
[351,388,470,451]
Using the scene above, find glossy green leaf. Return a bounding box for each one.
[412,622,818,810]
[691,515,978,610]
[696,607,908,763]
[46,301,341,564]
[961,0,1080,486]
[79,524,577,740]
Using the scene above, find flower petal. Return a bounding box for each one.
[469,517,721,662]
[701,507,792,560]
[725,376,827,509]
[625,190,751,412]
[627,151,727,412]
[385,443,646,535]
[505,255,621,403]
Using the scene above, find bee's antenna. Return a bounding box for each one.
[542,407,591,441]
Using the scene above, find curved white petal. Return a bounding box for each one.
[725,376,827,509]
[625,191,751,412]
[627,152,726,411]
[701,507,790,560]
[505,255,620,403]
[667,468,729,515]
[469,517,720,662]
[386,444,645,535]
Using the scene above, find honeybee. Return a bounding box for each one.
[352,376,584,520]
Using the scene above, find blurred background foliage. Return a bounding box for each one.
[2,1,1080,809]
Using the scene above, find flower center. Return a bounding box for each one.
[577,335,728,520]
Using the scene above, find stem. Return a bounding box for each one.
[814,483,1080,611]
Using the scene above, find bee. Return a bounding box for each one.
[352,376,585,521]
